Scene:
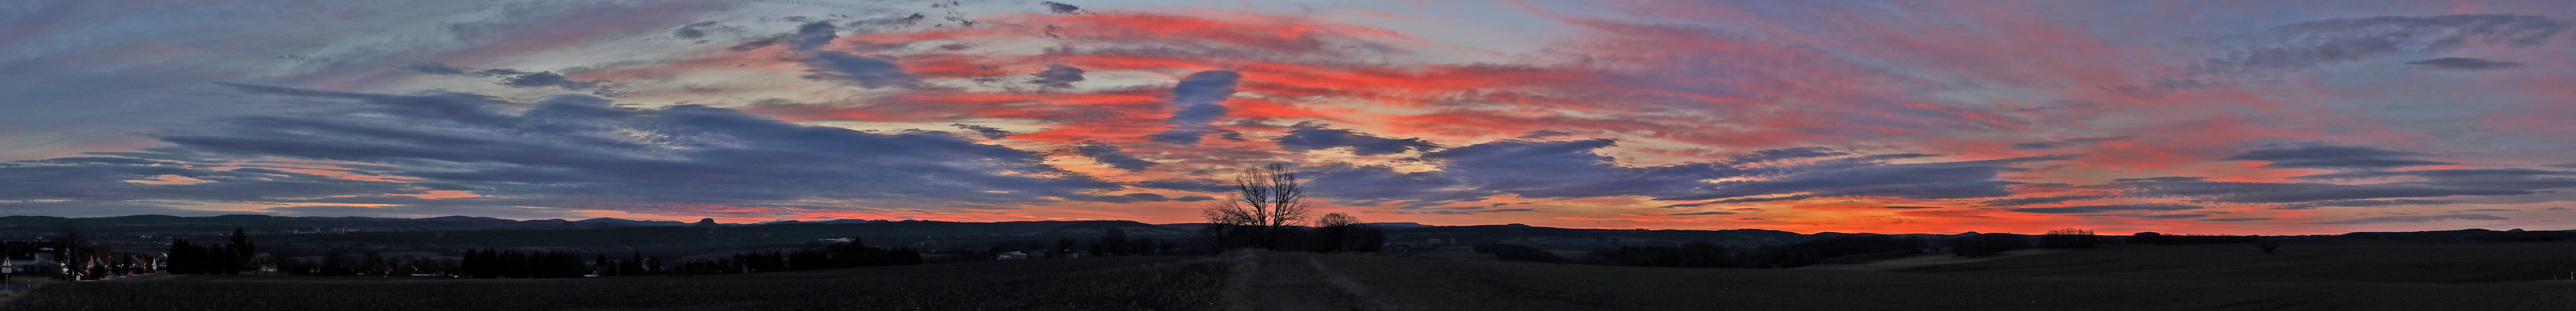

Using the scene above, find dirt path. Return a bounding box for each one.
[1223,251,1395,311]
[1795,248,2070,271]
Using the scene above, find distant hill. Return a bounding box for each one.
[2339,228,2576,241]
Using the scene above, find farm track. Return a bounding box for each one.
[1227,251,1392,310]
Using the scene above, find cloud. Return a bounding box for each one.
[2009,136,2134,150]
[494,72,605,90]
[1173,195,1216,202]
[2121,179,2534,203]
[1656,155,2076,202]
[1724,147,1848,164]
[396,62,608,91]
[949,124,1012,139]
[2190,14,2567,77]
[1147,70,1242,145]
[2200,218,2272,222]
[1979,195,2108,207]
[2113,177,2207,182]
[2006,204,2204,214]
[804,52,916,88]
[1131,179,1232,193]
[1896,210,1996,218]
[2305,214,2508,225]
[1040,2,1083,14]
[1667,211,1736,216]
[398,62,470,75]
[1274,123,1444,156]
[2115,167,2576,205]
[2272,199,2456,210]
[1029,64,1086,89]
[51,85,1126,213]
[2119,214,2210,220]
[1882,206,1944,209]
[1706,195,1816,204]
[1070,141,1157,172]
[2221,143,2454,170]
[2406,57,2524,70]
[793,21,839,51]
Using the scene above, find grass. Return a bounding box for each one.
[25,241,2576,310]
[12,256,1225,310]
[1316,246,2576,310]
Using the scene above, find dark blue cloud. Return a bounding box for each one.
[1040,2,1082,14]
[949,124,1012,139]
[495,71,604,90]
[1285,133,2066,208]
[1071,141,1157,172]
[793,21,839,51]
[2005,204,2203,213]
[1029,64,1086,89]
[2191,14,2566,77]
[398,62,470,75]
[2221,143,2455,170]
[398,63,608,92]
[1978,195,2108,207]
[1130,179,1232,193]
[1148,70,1241,145]
[2272,199,2455,210]
[9,85,1125,214]
[804,52,916,88]
[1723,147,1847,164]
[1274,123,1443,156]
[2406,57,2524,70]
[2120,178,2533,203]
[1301,163,1482,207]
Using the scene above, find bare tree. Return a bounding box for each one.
[1200,164,1309,249]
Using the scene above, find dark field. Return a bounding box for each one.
[1316,241,2576,310]
[1893,240,2576,283]
[11,257,1224,310]
[20,241,2576,310]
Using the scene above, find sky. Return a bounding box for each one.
[6,0,2576,235]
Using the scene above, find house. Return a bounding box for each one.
[995,251,1029,260]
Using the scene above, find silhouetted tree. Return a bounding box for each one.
[1201,164,1309,250]
[1307,213,1385,253]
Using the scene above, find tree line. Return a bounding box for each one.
[671,236,922,275]
[165,228,257,275]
